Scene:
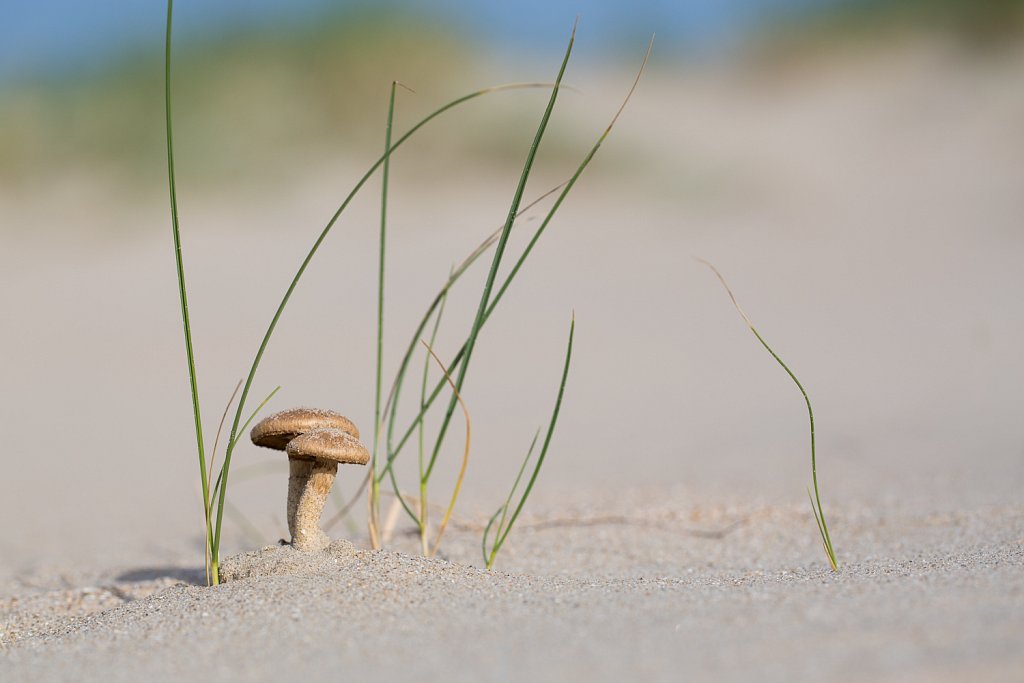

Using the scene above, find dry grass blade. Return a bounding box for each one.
[202,378,242,582]
[208,379,244,512]
[380,497,404,545]
[419,340,471,558]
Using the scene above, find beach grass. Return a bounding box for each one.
[697,258,839,571]
[207,80,577,583]
[165,0,645,581]
[369,36,652,560]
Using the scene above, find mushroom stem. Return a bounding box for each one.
[292,460,338,551]
[286,458,316,540]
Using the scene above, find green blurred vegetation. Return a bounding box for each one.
[842,0,1024,44]
[0,9,479,190]
[6,1,1020,196]
[751,0,1024,58]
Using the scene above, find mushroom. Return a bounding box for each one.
[285,427,370,551]
[250,408,360,543]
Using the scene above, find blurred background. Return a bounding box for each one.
[1,0,1022,572]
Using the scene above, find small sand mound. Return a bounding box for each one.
[219,540,362,582]
[217,539,502,591]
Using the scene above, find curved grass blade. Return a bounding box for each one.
[696,258,838,571]
[208,379,243,497]
[807,488,834,565]
[402,273,453,535]
[481,507,504,567]
[203,378,242,582]
[164,0,214,584]
[418,341,472,558]
[487,314,575,569]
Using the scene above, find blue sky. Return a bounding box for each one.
[1,0,831,83]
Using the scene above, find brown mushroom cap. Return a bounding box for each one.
[250,407,360,450]
[285,427,370,465]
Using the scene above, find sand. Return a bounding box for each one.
[2,496,1022,681]
[2,39,1024,681]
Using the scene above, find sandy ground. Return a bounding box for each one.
[2,40,1023,680]
[1,496,1022,681]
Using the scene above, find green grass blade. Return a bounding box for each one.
[807,487,836,569]
[698,258,839,570]
[481,506,505,567]
[383,464,418,529]
[375,81,398,470]
[489,314,575,568]
[424,23,576,482]
[208,81,556,571]
[369,81,400,548]
[164,0,214,583]
[493,429,541,543]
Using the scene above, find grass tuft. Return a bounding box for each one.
[210,80,564,579]
[371,33,650,557]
